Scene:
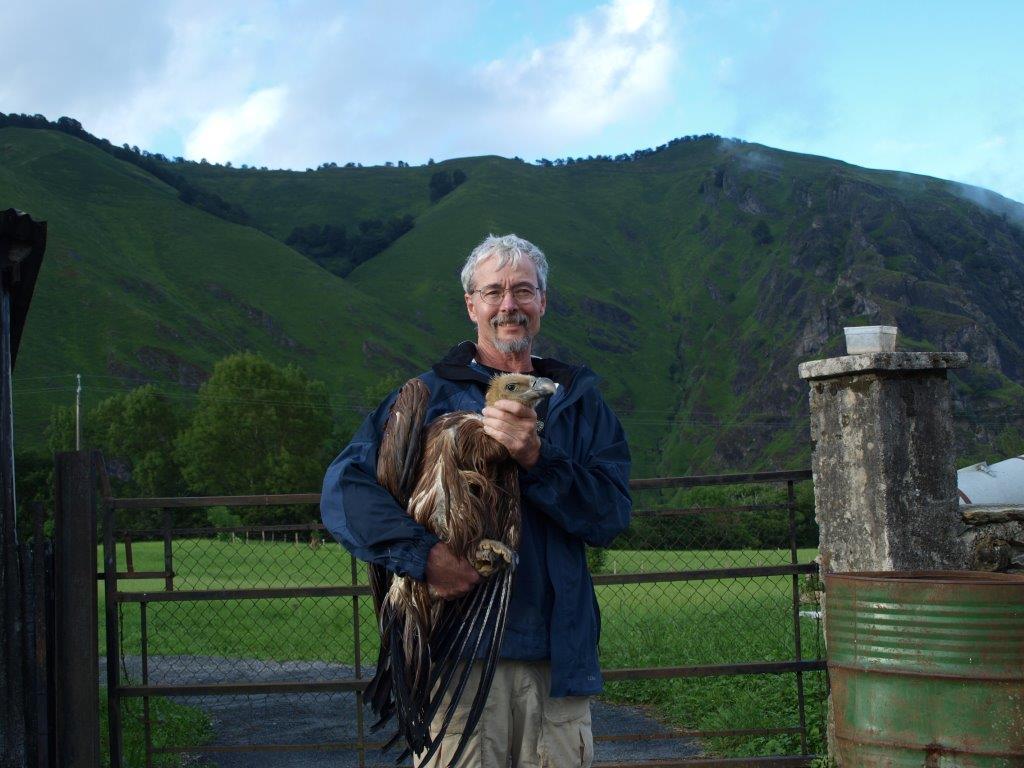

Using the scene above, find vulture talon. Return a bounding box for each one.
[472,539,517,577]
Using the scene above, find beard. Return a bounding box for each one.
[490,310,533,355]
[494,335,533,354]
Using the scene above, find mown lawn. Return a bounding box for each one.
[98,539,825,759]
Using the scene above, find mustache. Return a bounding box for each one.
[491,311,528,329]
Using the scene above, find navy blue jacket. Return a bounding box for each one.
[320,342,632,696]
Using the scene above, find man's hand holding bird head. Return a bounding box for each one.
[482,374,556,469]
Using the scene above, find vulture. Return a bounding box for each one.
[366,372,557,766]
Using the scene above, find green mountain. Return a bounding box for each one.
[2,118,1023,476]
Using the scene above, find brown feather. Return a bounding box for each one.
[369,372,555,765]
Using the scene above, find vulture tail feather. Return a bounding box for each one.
[415,574,503,767]
[419,585,490,723]
[422,576,491,700]
[385,624,412,741]
[389,578,493,763]
[397,586,490,766]
[445,568,514,768]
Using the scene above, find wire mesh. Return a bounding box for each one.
[100,473,826,767]
[594,477,824,759]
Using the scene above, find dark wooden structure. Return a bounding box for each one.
[0,209,47,768]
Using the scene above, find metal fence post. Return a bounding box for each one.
[53,451,100,768]
[102,501,122,768]
[351,555,366,768]
[786,480,808,754]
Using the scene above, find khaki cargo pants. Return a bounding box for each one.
[413,660,593,768]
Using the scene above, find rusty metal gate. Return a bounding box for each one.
[100,469,824,767]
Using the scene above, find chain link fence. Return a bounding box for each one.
[100,472,825,767]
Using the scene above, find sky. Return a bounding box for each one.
[3,0,1024,203]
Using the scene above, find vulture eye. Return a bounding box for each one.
[505,383,516,391]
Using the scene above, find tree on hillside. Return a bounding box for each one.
[175,353,333,519]
[428,169,467,203]
[285,214,414,277]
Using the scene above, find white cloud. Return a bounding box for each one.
[185,87,288,163]
[479,0,675,141]
[2,0,677,167]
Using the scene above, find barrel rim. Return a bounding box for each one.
[824,570,1024,585]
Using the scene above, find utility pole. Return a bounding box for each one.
[75,373,81,450]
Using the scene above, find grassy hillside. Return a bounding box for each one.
[173,156,492,241]
[0,127,437,446]
[3,123,1023,477]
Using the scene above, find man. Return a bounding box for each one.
[321,234,632,767]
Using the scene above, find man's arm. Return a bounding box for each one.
[486,389,631,547]
[320,392,440,581]
[321,391,481,597]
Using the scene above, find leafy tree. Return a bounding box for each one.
[428,169,467,203]
[429,171,454,202]
[993,426,1023,458]
[29,387,185,528]
[285,215,414,277]
[44,404,78,454]
[89,384,185,497]
[175,353,333,520]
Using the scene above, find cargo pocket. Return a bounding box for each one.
[538,696,593,768]
[432,700,473,736]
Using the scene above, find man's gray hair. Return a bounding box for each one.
[460,234,549,293]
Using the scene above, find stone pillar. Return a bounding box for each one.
[799,349,970,766]
[798,350,969,574]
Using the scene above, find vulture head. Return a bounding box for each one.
[485,373,556,409]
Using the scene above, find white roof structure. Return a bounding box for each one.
[957,455,1024,505]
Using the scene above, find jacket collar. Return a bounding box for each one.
[432,341,580,386]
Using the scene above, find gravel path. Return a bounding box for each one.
[101,656,701,767]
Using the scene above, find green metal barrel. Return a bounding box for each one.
[825,571,1024,767]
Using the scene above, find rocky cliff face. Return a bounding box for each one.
[673,144,1024,471]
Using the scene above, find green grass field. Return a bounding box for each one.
[101,691,215,768]
[98,539,825,759]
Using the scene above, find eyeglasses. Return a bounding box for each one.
[471,284,542,306]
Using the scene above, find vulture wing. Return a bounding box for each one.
[369,377,521,767]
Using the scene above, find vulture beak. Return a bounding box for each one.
[526,376,557,404]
